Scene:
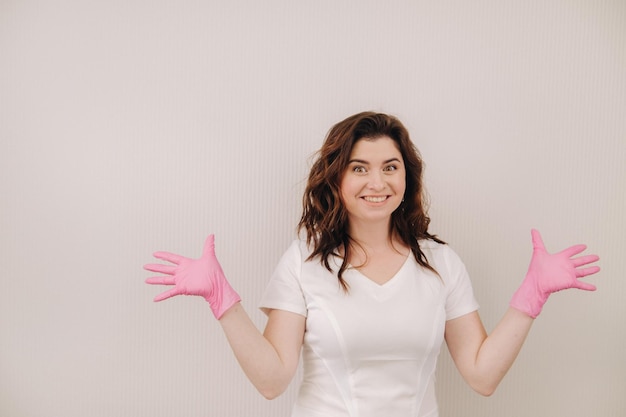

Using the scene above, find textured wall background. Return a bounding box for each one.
[1,1,624,416]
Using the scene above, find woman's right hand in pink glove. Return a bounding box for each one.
[510,229,600,318]
[144,234,241,319]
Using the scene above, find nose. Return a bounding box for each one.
[367,171,385,190]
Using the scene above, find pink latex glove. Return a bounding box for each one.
[510,229,600,318]
[144,234,241,319]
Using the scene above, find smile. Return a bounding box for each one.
[362,196,388,203]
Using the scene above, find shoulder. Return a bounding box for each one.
[418,239,468,280]
[275,239,319,273]
[418,238,459,262]
[282,238,312,260]
[276,239,305,267]
[283,238,336,265]
[418,238,444,251]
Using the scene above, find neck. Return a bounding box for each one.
[345,219,409,266]
[347,219,395,251]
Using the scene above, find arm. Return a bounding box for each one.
[144,235,305,399]
[445,229,600,396]
[445,309,532,396]
[219,305,305,399]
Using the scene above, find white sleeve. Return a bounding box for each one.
[258,240,308,317]
[441,245,480,320]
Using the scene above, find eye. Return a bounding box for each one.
[352,165,367,173]
[383,164,398,172]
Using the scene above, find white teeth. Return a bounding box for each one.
[363,196,386,203]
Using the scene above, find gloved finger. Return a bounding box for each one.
[153,251,186,264]
[530,229,546,251]
[143,263,177,274]
[571,254,600,268]
[575,265,601,278]
[202,234,216,258]
[560,244,587,258]
[154,288,182,302]
[572,278,597,291]
[145,276,176,285]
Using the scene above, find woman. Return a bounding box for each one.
[144,112,600,417]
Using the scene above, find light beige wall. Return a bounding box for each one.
[1,1,624,416]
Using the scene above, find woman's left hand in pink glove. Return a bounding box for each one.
[510,229,601,318]
[144,234,241,319]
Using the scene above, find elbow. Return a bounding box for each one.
[475,385,497,397]
[257,383,288,400]
[464,369,505,397]
[252,365,297,400]
[259,389,281,400]
[470,380,498,397]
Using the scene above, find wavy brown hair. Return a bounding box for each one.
[298,111,445,290]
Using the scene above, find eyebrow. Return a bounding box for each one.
[348,157,402,165]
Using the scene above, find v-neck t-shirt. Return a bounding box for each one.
[259,239,479,417]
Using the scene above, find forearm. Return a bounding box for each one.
[218,303,299,399]
[144,236,304,399]
[447,231,599,396]
[472,308,534,395]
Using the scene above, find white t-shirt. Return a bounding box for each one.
[259,239,479,417]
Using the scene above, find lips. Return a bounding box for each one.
[362,196,388,203]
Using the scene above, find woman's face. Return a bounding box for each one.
[339,136,406,228]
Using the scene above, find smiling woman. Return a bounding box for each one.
[299,112,444,291]
[144,111,601,417]
[339,136,411,286]
[340,137,406,228]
